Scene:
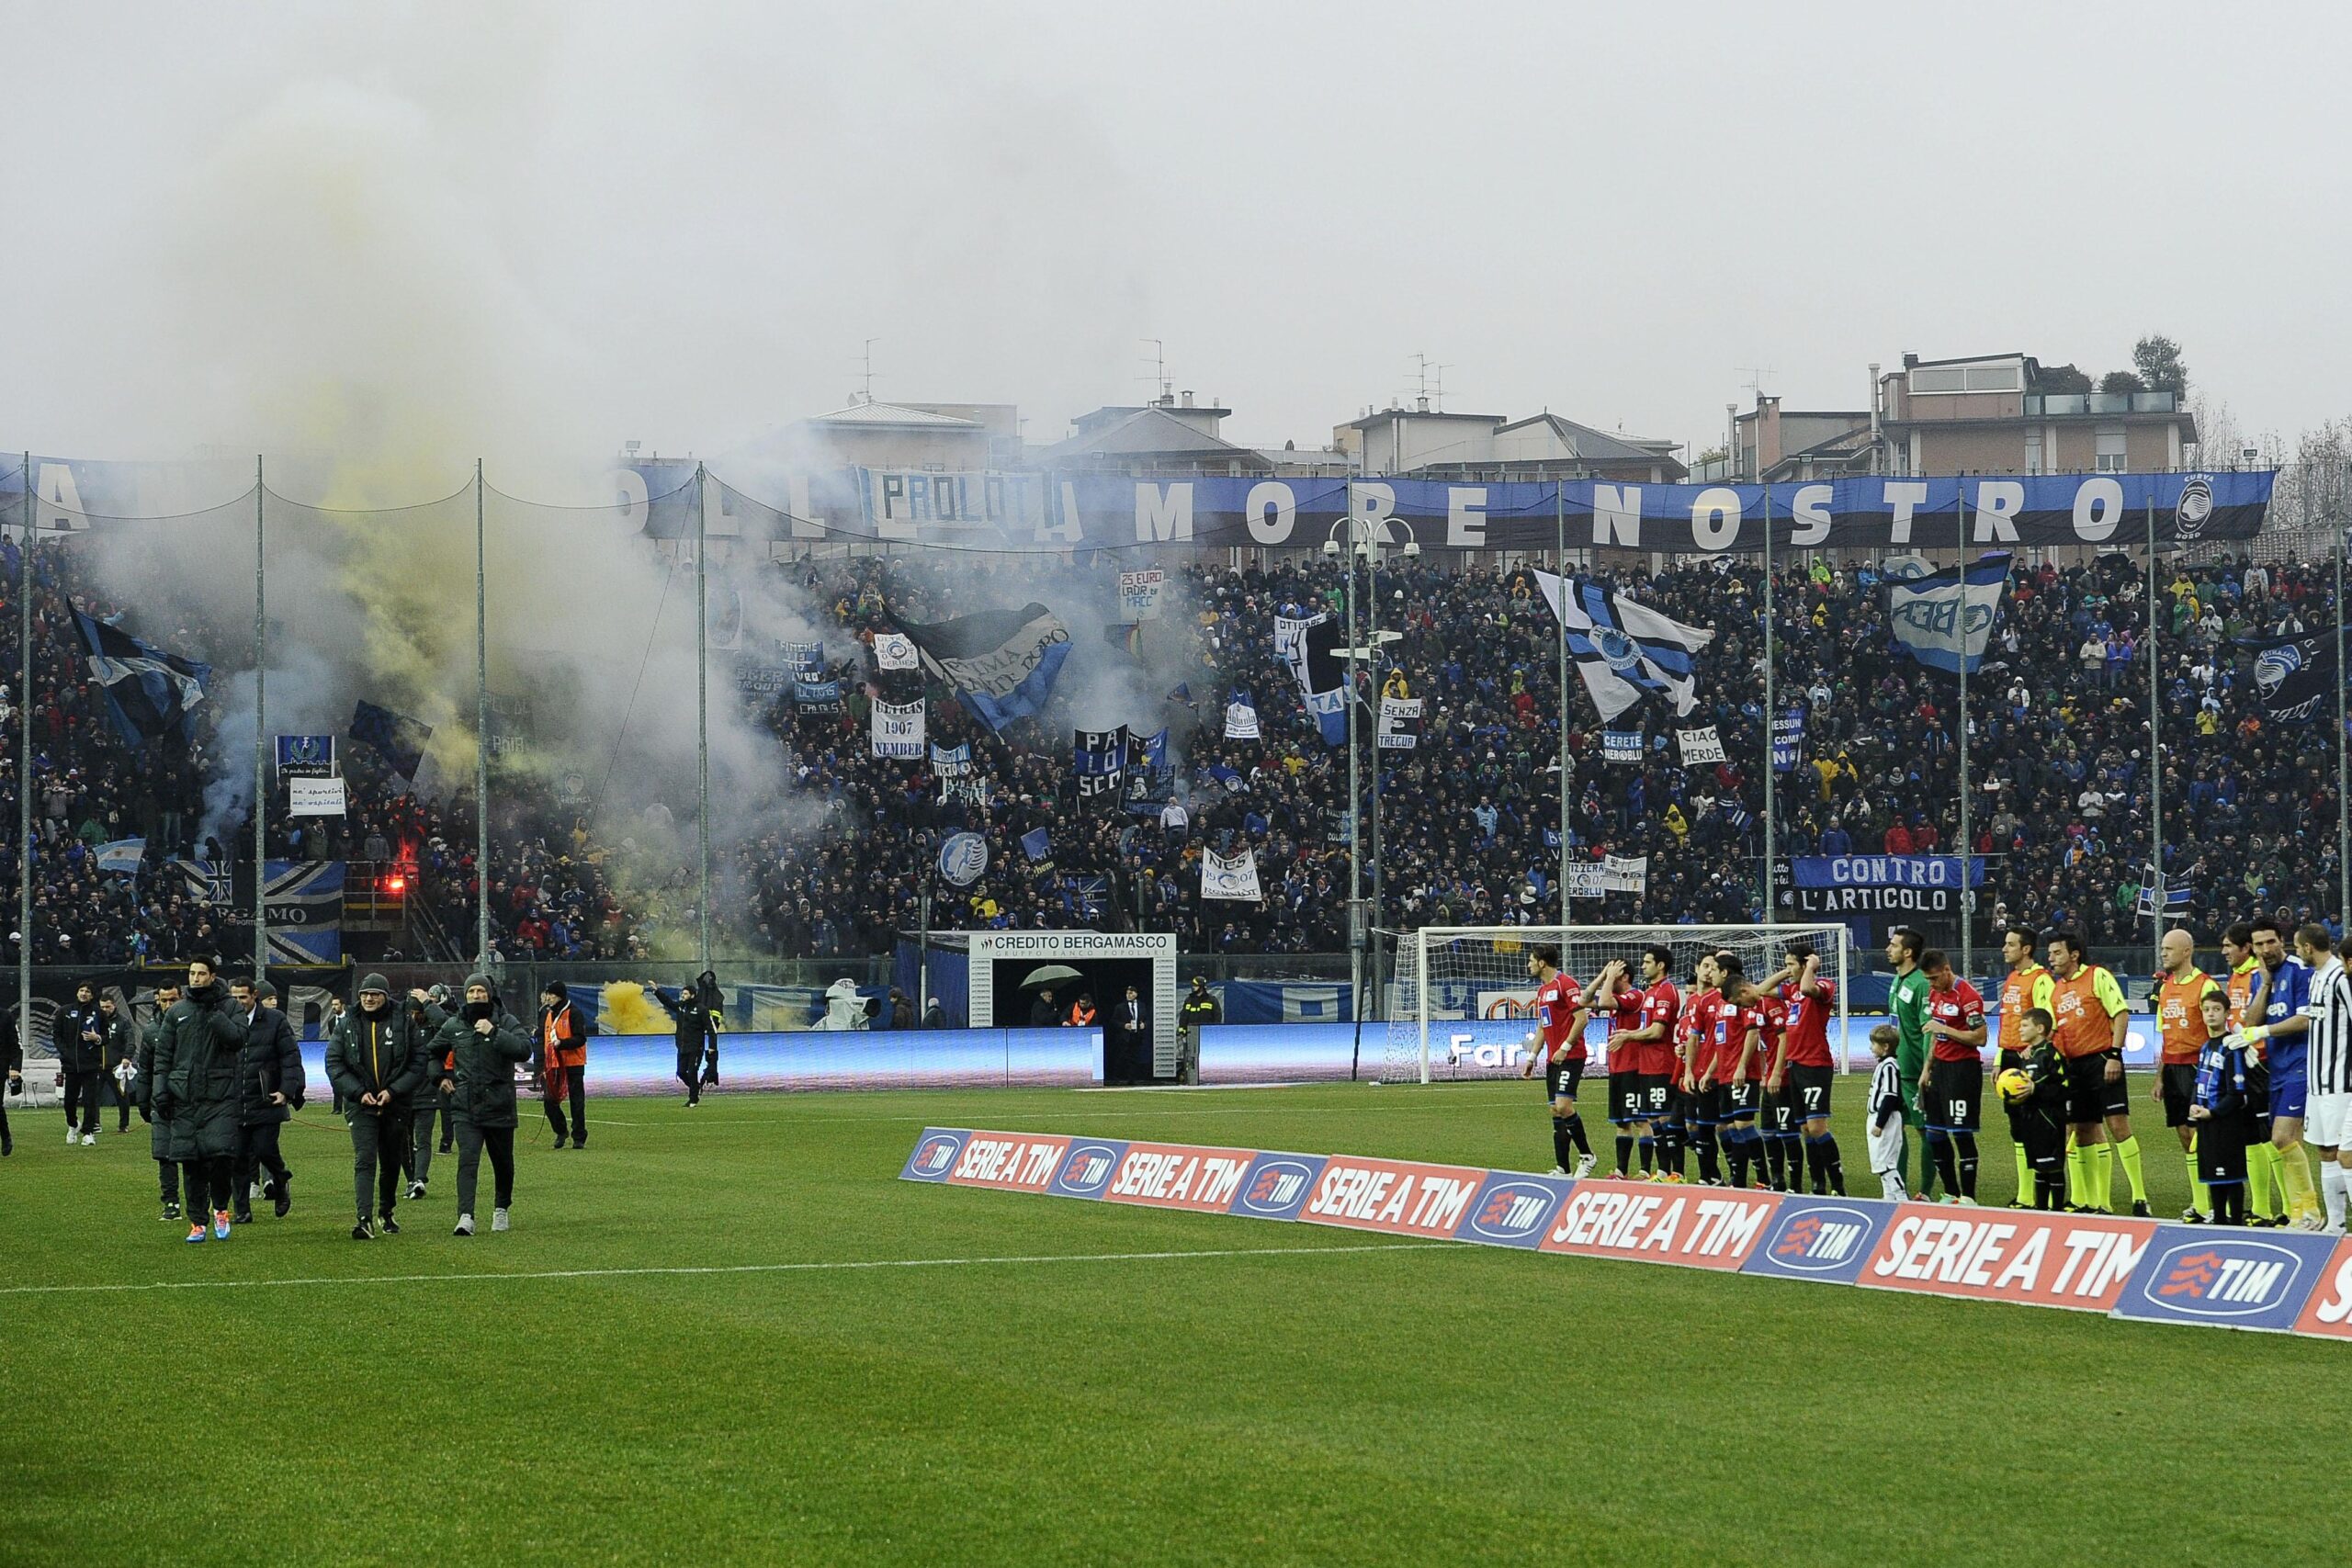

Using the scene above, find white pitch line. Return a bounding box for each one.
[0,1241,1454,1298]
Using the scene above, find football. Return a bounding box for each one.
[1996,1067,2035,1104]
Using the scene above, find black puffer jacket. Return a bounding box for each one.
[235,1005,305,1127]
[153,982,250,1161]
[431,1010,533,1129]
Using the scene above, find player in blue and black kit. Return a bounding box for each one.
[2191,987,2256,1225]
[2242,917,2323,1228]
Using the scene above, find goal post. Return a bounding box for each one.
[1386,925,1853,1086]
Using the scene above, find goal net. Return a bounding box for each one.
[1384,925,1852,1085]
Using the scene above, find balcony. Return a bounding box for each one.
[2022,391,2178,416]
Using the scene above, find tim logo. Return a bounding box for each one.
[1770,1207,1872,1272]
[912,1136,960,1176]
[1238,1158,1317,1218]
[1464,1180,1559,1244]
[1057,1144,1121,1196]
[2151,1242,2301,1317]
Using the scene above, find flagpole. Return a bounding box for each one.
[475,458,491,968]
[1345,497,1363,1035]
[695,461,710,970]
[253,456,268,984]
[2146,491,2162,979]
[2339,485,2348,927]
[1556,484,1570,927]
[1366,536,1384,1022]
[17,454,32,1046]
[1761,479,1776,929]
[1956,481,1972,986]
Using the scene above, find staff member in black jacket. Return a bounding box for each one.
[153,959,250,1244]
[230,981,303,1224]
[1177,976,1220,1086]
[434,975,533,1235]
[58,982,106,1145]
[325,974,441,1240]
[96,994,135,1134]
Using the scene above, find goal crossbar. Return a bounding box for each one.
[1389,924,1853,1086]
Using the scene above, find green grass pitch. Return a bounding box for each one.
[3,1072,2343,1567]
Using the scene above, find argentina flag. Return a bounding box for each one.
[72,611,209,749]
[1532,572,1713,723]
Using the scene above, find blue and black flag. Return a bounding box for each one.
[348,699,434,778]
[71,611,209,750]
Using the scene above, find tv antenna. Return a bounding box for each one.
[1139,338,1170,402]
[857,338,880,403]
[1738,365,1775,402]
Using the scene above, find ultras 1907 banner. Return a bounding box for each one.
[616,466,2271,556]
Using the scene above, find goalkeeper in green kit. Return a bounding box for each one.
[1885,926,1939,1199]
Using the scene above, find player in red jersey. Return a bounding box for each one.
[1720,960,1785,1189]
[1518,943,1595,1177]
[1918,949,1988,1203]
[1763,938,1846,1195]
[1634,947,1685,1179]
[1599,947,1679,1179]
[1678,953,1725,1186]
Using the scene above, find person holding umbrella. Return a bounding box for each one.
[1021,965,1083,1029]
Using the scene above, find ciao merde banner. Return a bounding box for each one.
[903,1129,2352,1342]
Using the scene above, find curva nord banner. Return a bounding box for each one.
[616,467,2267,555]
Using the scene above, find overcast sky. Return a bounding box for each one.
[4,1,2346,487]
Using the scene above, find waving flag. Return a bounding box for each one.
[71,611,209,749]
[94,838,146,874]
[1533,571,1713,723]
[349,700,433,779]
[1224,691,1261,740]
[1075,727,1129,798]
[894,603,1072,731]
[1885,553,2011,674]
[1279,613,1351,746]
[2240,632,2335,724]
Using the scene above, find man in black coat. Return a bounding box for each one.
[99,994,135,1134]
[1114,985,1150,1082]
[1,1003,18,1156]
[230,980,303,1223]
[57,982,106,1145]
[1028,987,1059,1029]
[650,978,720,1107]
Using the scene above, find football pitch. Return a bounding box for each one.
[4,1075,2342,1567]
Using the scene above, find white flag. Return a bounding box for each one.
[1225,698,1261,740]
[1202,846,1262,902]
[1602,854,1649,893]
[1534,570,1713,722]
[872,699,925,759]
[1676,726,1725,764]
[874,632,919,671]
[1565,863,1609,901]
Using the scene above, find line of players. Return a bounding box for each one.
[1521,939,1847,1196]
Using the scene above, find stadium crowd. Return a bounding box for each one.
[7,527,2348,973]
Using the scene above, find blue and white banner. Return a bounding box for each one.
[1224,692,1261,740]
[1202,846,1261,902]
[791,678,842,714]
[930,741,973,776]
[872,699,925,759]
[605,468,2275,556]
[1601,730,1644,764]
[938,831,988,887]
[1887,553,2010,674]
[94,838,146,874]
[1021,828,1054,865]
[1771,705,1806,772]
[260,860,345,964]
[1279,613,1351,746]
[1792,855,1984,889]
[275,734,336,779]
[1137,727,1170,773]
[785,640,826,678]
[895,603,1071,732]
[873,632,919,671]
[1534,571,1712,723]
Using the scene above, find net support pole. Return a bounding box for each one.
[1761,478,1776,926]
[1956,483,1972,985]
[1414,931,1430,1085]
[1838,929,1851,1073]
[2146,492,2163,979]
[1343,487,1363,1035]
[694,463,711,970]
[2339,485,2348,925]
[253,457,268,984]
[475,458,491,967]
[1366,538,1383,1023]
[1556,485,1570,922]
[16,455,32,1047]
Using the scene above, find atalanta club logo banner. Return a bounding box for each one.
[902,1129,2352,1341]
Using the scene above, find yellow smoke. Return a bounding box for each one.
[601,980,669,1037]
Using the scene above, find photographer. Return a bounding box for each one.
[152,959,250,1244]
[230,981,302,1224]
[58,982,106,1145]
[432,975,531,1235]
[325,974,442,1240]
